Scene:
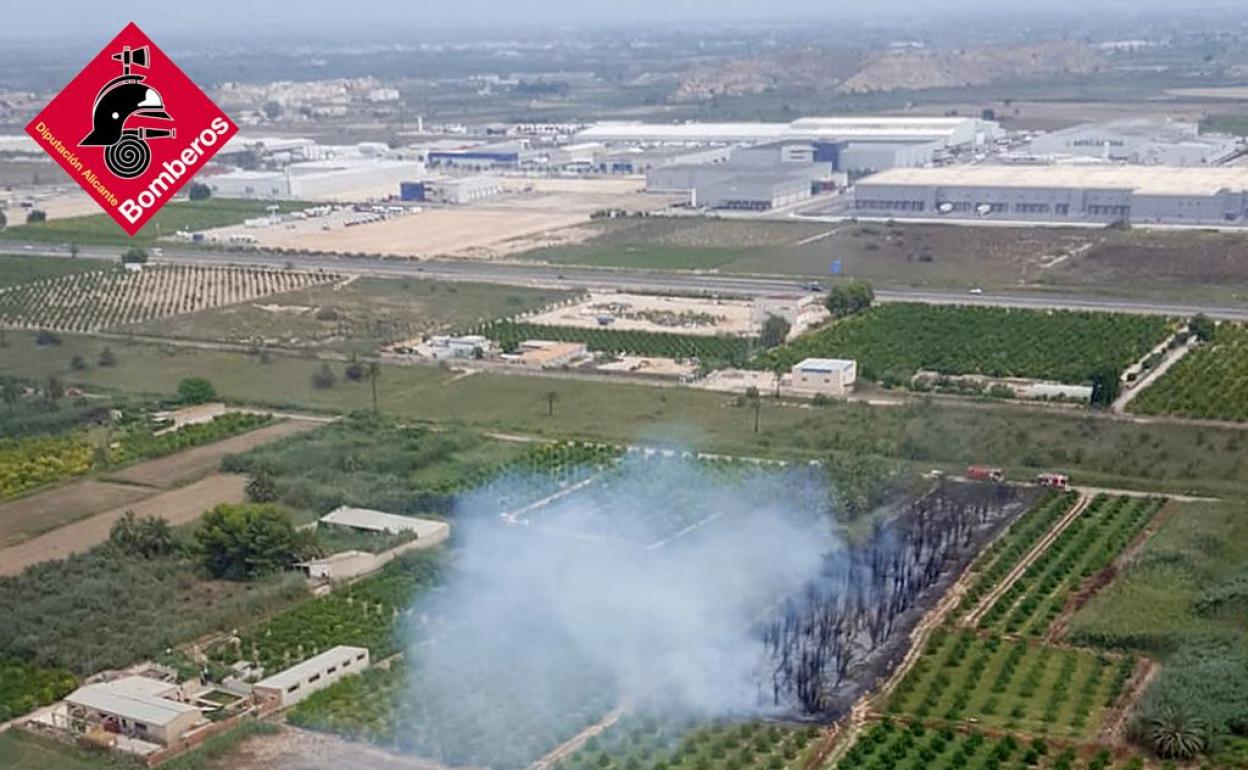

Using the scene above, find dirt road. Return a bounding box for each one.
[0,474,247,576]
[224,726,452,770]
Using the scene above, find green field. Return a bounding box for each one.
[478,319,755,364]
[1067,499,1248,766]
[753,303,1172,386]
[123,276,575,355]
[0,199,308,246]
[0,730,135,770]
[1129,322,1248,421]
[0,254,111,289]
[4,330,1248,498]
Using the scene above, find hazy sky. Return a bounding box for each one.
[3,0,1240,41]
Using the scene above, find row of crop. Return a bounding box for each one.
[0,658,77,723]
[978,496,1164,637]
[209,551,442,673]
[1128,322,1248,421]
[751,304,1172,386]
[0,265,338,333]
[0,432,94,500]
[958,491,1079,617]
[108,412,273,467]
[556,716,822,770]
[835,719,1142,770]
[888,629,1132,739]
[475,320,754,364]
[289,654,617,770]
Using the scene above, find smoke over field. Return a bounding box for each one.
[396,457,839,767]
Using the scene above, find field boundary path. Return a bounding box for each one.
[1113,336,1193,413]
[528,707,627,770]
[961,491,1090,628]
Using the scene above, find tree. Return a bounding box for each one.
[262,100,284,120]
[1147,706,1207,760]
[178,377,216,404]
[45,376,64,407]
[188,182,212,201]
[0,209,6,229]
[1089,367,1121,408]
[98,347,117,367]
[193,503,316,580]
[368,361,381,414]
[109,511,177,558]
[26,209,46,224]
[545,390,559,417]
[745,386,762,433]
[825,280,875,318]
[759,314,792,349]
[1,378,19,412]
[121,245,148,264]
[344,356,365,382]
[245,471,279,503]
[1189,313,1216,343]
[311,363,337,390]
[69,242,79,259]
[70,354,87,371]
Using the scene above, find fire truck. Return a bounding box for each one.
[966,465,1005,483]
[1035,473,1070,490]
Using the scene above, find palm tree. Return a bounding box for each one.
[1148,706,1206,760]
[45,375,64,408]
[545,390,559,418]
[1,379,18,412]
[367,361,381,414]
[745,386,762,433]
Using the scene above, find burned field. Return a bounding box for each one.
[285,451,1038,770]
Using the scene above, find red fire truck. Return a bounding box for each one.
[966,465,1005,483]
[1035,472,1070,490]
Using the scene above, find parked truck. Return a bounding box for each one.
[1035,472,1070,490]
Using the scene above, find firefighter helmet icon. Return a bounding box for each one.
[80,45,175,179]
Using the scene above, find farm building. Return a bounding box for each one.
[1026,119,1240,166]
[320,506,450,542]
[62,676,204,747]
[853,165,1248,226]
[252,646,370,708]
[510,340,590,368]
[789,358,858,396]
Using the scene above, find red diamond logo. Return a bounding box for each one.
[25,22,238,236]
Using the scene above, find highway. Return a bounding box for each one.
[13,241,1248,321]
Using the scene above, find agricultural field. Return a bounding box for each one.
[833,720,1143,770]
[1128,322,1248,421]
[0,198,309,245]
[108,411,273,467]
[0,263,341,333]
[1066,499,1248,766]
[977,496,1165,638]
[752,304,1172,386]
[554,714,824,770]
[123,276,576,355]
[209,551,442,673]
[957,491,1080,618]
[887,629,1133,739]
[0,432,93,501]
[0,658,76,723]
[0,254,110,289]
[478,320,755,365]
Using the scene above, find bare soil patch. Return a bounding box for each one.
[0,480,150,547]
[0,473,247,576]
[225,725,452,770]
[108,419,319,488]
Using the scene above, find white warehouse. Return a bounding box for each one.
[853,165,1248,226]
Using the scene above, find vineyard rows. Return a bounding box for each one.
[958,492,1080,618]
[476,320,754,364]
[888,629,1132,739]
[751,304,1172,385]
[978,496,1164,637]
[1129,322,1248,420]
[835,719,1143,770]
[0,264,340,333]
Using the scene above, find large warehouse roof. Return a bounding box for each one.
[576,116,994,146]
[254,646,368,691]
[67,679,200,727]
[320,505,449,537]
[860,165,1248,196]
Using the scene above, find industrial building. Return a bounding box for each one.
[1026,119,1240,166]
[400,175,503,205]
[695,170,815,210]
[206,157,424,200]
[853,165,1248,226]
[789,358,858,397]
[577,116,997,148]
[320,505,451,542]
[427,140,540,170]
[63,676,204,747]
[252,646,370,709]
